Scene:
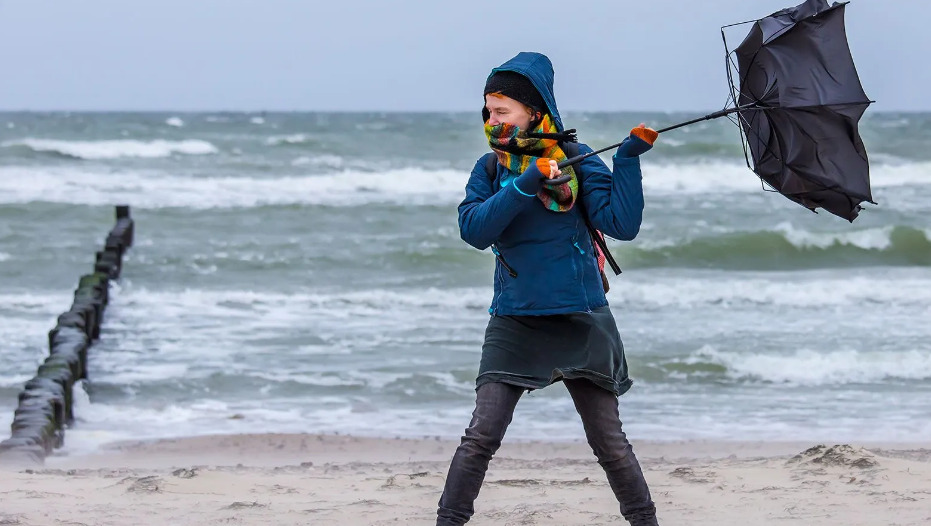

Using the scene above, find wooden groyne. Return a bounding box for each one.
[0,205,134,465]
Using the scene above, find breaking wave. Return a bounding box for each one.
[659,345,931,386]
[1,138,218,159]
[619,224,931,268]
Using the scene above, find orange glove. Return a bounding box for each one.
[534,158,561,178]
[630,124,659,145]
[616,123,658,158]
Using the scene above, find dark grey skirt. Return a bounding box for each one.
[477,306,632,395]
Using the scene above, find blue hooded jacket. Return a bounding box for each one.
[459,52,645,316]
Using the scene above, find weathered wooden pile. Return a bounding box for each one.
[0,205,134,465]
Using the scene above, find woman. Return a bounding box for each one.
[436,52,660,526]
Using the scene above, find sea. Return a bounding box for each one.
[1,111,929,455]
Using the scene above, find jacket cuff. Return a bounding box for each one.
[512,178,537,197]
[514,164,544,196]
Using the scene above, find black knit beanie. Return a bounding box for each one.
[482,71,547,123]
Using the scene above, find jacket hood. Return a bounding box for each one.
[486,52,564,132]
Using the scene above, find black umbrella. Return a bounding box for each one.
[551,0,874,223]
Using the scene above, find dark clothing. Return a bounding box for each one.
[436,380,658,526]
[478,306,632,395]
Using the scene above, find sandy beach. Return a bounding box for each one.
[0,434,928,525]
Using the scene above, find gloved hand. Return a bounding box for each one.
[514,158,561,195]
[615,123,659,158]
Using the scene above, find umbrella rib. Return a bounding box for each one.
[721,18,758,30]
[760,101,874,111]
[722,29,742,115]
[736,109,864,202]
[758,2,851,45]
[721,33,752,169]
[751,111,873,204]
[726,113,753,171]
[739,108,780,165]
[726,110,772,180]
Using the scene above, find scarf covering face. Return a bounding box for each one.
[484,113,577,212]
[484,114,609,287]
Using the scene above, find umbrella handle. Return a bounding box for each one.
[542,158,578,185]
[543,173,573,186]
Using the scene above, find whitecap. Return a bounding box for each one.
[614,274,931,309]
[2,138,218,159]
[773,222,897,250]
[682,345,931,386]
[637,160,931,195]
[0,165,464,208]
[265,133,309,146]
[291,154,344,168]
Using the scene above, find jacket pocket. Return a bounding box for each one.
[491,245,517,278]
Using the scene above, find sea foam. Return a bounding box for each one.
[680,345,931,386]
[0,165,465,208]
[640,160,931,194]
[2,138,218,159]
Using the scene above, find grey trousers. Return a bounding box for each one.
[436,379,658,525]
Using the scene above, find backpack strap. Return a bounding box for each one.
[483,152,498,183]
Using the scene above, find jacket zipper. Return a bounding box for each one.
[491,245,517,278]
[572,225,592,312]
[492,265,504,315]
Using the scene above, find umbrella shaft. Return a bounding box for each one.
[655,107,742,133]
[556,105,751,169]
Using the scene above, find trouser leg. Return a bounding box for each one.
[564,378,658,526]
[436,381,524,526]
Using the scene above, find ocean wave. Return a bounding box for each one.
[291,154,344,168]
[56,389,475,454]
[114,287,492,316]
[0,291,71,312]
[111,270,931,313]
[621,224,931,268]
[0,291,67,389]
[0,166,465,208]
[165,117,185,128]
[616,274,931,309]
[264,133,312,146]
[0,157,926,208]
[663,345,931,386]
[1,138,218,159]
[640,160,931,193]
[0,374,32,388]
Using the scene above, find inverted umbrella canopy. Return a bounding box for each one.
[553,0,873,222]
[734,0,873,221]
[548,0,873,275]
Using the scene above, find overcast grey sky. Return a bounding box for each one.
[0,0,926,112]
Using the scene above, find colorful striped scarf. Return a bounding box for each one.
[484,114,577,212]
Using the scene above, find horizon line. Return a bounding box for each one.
[0,107,924,114]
